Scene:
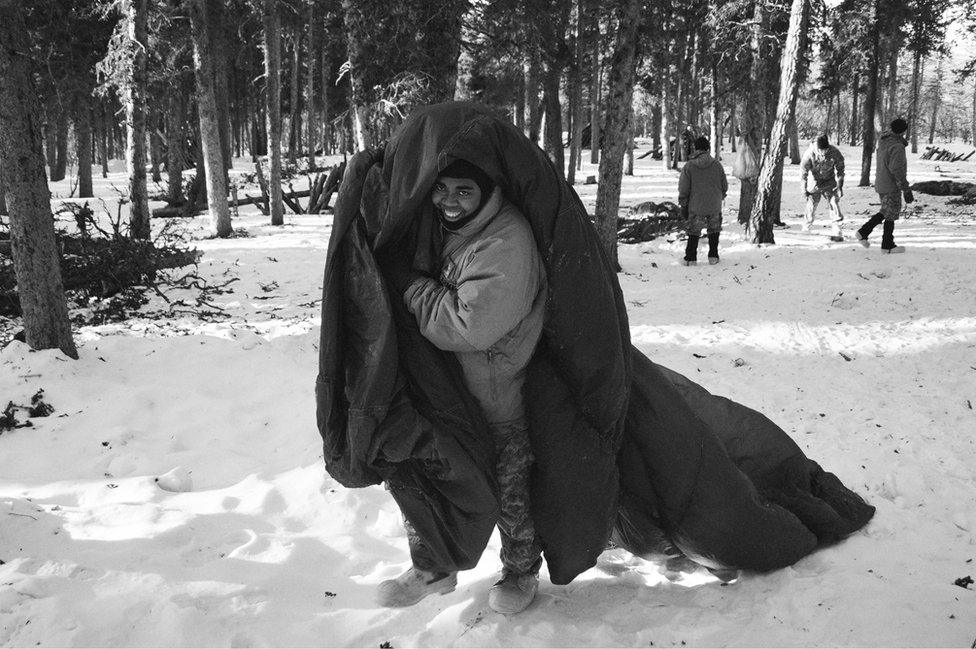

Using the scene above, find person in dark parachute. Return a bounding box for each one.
[316,101,876,615]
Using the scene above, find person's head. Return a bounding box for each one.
[890,118,908,135]
[432,158,495,231]
[816,134,830,150]
[693,136,710,152]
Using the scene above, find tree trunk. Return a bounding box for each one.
[825,96,834,138]
[709,62,720,159]
[44,102,57,174]
[149,107,163,183]
[928,57,943,144]
[52,111,69,182]
[589,16,601,164]
[208,0,233,173]
[729,97,736,151]
[188,0,232,237]
[651,101,662,159]
[835,88,843,138]
[74,90,94,198]
[885,34,900,122]
[306,2,317,169]
[165,92,185,205]
[542,65,565,178]
[541,0,570,177]
[849,72,860,146]
[737,0,765,225]
[787,114,800,164]
[288,29,301,165]
[909,52,922,153]
[660,64,671,171]
[971,78,976,151]
[262,0,284,224]
[625,120,635,176]
[99,99,110,177]
[674,34,690,166]
[0,158,6,214]
[750,0,807,243]
[0,3,77,358]
[321,42,331,154]
[859,0,881,187]
[524,48,541,144]
[567,0,583,184]
[594,0,641,269]
[125,0,151,239]
[342,1,374,151]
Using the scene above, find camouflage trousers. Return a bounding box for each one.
[804,188,844,228]
[878,191,902,220]
[490,419,543,575]
[686,212,723,236]
[403,418,542,576]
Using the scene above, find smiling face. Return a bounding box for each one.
[431,176,483,224]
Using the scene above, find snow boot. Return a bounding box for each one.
[683,235,699,266]
[488,570,539,615]
[376,567,457,607]
[857,213,883,247]
[880,219,904,253]
[707,232,720,265]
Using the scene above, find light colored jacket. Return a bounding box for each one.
[678,152,728,216]
[801,143,845,192]
[874,131,910,194]
[405,188,547,424]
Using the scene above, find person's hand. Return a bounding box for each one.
[903,189,914,204]
[804,191,812,199]
[837,186,844,198]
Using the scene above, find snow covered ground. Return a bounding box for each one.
[1,141,975,647]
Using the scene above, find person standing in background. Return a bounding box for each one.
[857,118,914,254]
[800,134,846,242]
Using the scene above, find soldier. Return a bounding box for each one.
[678,136,728,266]
[382,158,547,615]
[857,118,914,253]
[800,134,846,241]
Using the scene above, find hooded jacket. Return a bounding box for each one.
[875,131,910,195]
[404,188,547,425]
[801,143,845,192]
[317,102,875,584]
[678,151,728,216]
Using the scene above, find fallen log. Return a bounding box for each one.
[152,189,313,217]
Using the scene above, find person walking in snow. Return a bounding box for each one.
[856,118,914,253]
[380,158,547,615]
[800,134,846,241]
[678,136,728,266]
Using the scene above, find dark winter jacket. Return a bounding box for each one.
[875,131,910,195]
[678,152,728,216]
[316,102,875,584]
[404,191,547,425]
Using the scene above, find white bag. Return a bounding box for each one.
[732,138,759,179]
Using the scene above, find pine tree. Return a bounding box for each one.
[594,0,641,268]
[749,0,808,243]
[188,0,232,237]
[0,1,78,359]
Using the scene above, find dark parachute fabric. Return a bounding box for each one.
[316,101,875,585]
